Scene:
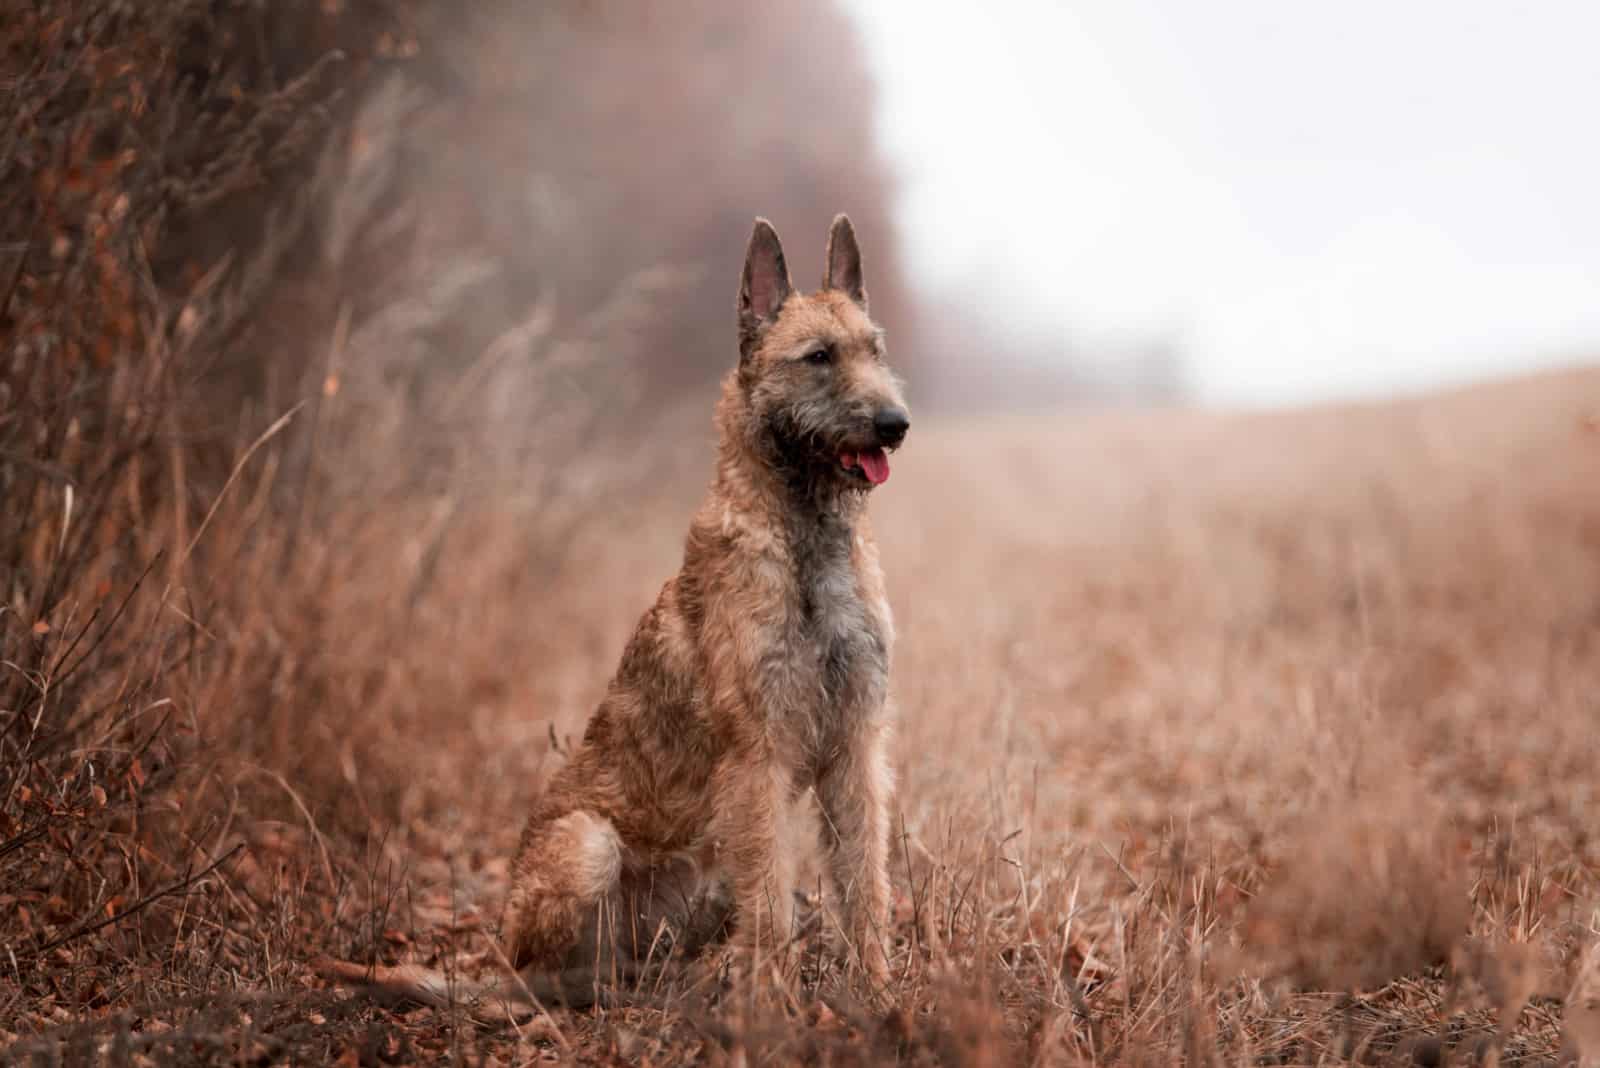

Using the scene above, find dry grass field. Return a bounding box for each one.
[11,6,1600,1065]
[8,359,1600,1065]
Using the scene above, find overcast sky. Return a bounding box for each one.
[843,1,1600,405]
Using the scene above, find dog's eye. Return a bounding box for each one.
[805,347,832,366]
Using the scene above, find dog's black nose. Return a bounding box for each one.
[873,406,910,447]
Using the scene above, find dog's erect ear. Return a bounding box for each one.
[738,218,792,358]
[823,214,867,310]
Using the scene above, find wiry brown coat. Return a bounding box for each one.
[501,215,909,987]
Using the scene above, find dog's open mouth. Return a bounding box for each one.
[839,446,890,485]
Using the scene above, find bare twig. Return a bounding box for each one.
[20,844,243,962]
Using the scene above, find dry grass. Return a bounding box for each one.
[865,372,1600,1066]
[13,357,1600,1063]
[7,5,1600,1065]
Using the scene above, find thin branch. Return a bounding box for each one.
[19,844,243,963]
[174,401,306,574]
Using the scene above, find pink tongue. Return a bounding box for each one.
[858,446,890,485]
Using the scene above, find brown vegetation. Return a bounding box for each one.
[6,2,1600,1065]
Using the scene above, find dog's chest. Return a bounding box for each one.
[790,522,887,713]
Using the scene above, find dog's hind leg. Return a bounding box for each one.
[562,859,688,985]
[502,806,623,972]
[505,853,733,1009]
[583,858,733,970]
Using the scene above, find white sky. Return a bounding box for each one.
[843,1,1600,405]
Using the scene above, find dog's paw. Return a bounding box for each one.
[856,937,891,987]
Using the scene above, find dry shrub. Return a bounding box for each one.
[2,0,400,1030]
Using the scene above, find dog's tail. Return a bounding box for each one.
[312,956,648,1017]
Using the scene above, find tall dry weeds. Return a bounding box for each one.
[3,0,392,1028]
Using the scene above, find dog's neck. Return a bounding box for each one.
[711,375,867,533]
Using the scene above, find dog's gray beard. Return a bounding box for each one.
[763,420,863,512]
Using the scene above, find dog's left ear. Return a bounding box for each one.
[739,218,792,361]
[823,214,867,310]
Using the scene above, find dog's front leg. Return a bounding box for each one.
[816,720,893,983]
[711,751,797,966]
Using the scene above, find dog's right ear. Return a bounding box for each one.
[823,214,867,310]
[738,218,792,361]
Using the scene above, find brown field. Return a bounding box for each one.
[7,360,1600,1065]
[11,5,1600,1064]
